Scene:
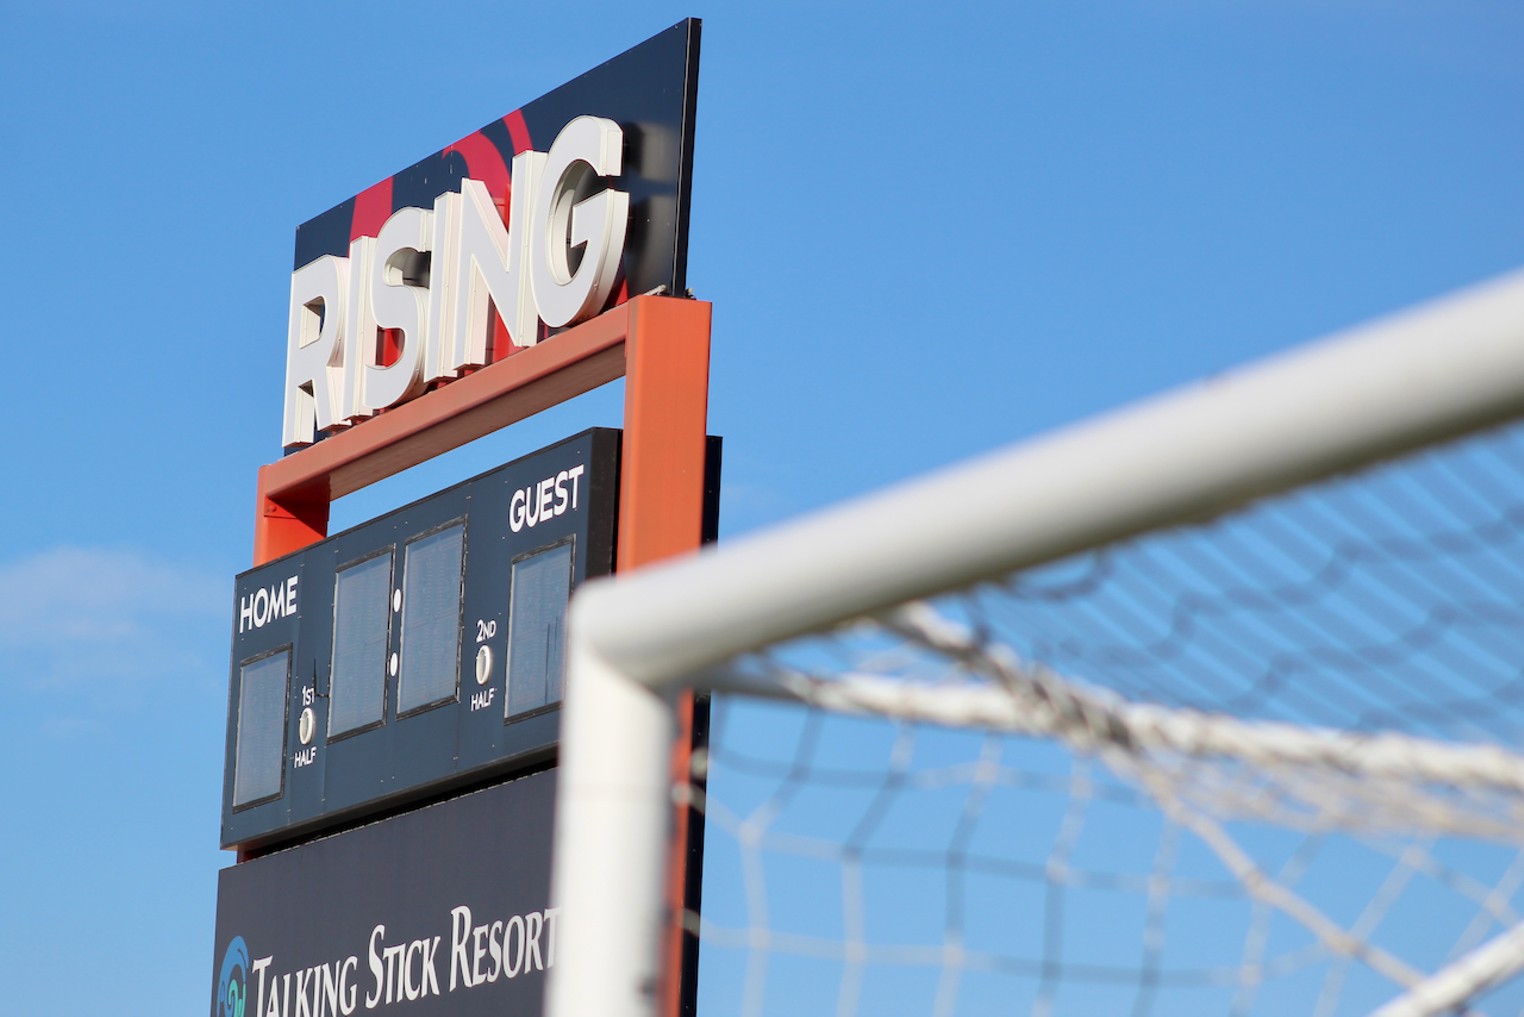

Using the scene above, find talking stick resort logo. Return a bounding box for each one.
[219,937,252,1017]
[214,904,558,1016]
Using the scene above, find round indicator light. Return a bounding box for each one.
[475,645,493,686]
[298,707,316,746]
[389,652,399,678]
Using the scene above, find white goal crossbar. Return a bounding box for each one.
[547,268,1524,1017]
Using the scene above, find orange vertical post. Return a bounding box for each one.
[253,467,330,565]
[618,297,714,569]
[618,296,713,1017]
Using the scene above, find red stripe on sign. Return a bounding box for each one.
[490,311,516,364]
[503,109,532,154]
[350,177,394,242]
[446,131,511,207]
[380,327,401,368]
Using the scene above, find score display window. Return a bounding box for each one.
[328,550,393,738]
[398,522,466,716]
[507,538,574,718]
[220,429,630,852]
[232,648,290,809]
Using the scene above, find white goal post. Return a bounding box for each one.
[547,268,1524,1017]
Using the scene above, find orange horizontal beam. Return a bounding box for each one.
[263,302,637,504]
[254,297,666,565]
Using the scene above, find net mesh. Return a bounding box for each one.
[690,420,1524,1017]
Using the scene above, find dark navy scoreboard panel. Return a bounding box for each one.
[222,429,619,852]
[211,772,557,1017]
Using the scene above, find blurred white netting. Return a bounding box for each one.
[692,420,1524,1017]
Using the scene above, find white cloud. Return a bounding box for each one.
[0,546,222,641]
[0,546,226,695]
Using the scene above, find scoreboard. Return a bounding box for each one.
[211,21,712,1017]
[222,429,621,853]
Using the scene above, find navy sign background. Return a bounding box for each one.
[210,772,556,1017]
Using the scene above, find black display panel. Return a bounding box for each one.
[329,551,392,737]
[232,650,289,809]
[211,772,557,1017]
[398,524,466,714]
[507,541,574,718]
[222,429,620,852]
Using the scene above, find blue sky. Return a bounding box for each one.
[1,2,1522,1014]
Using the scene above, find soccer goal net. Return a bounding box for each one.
[548,269,1524,1017]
